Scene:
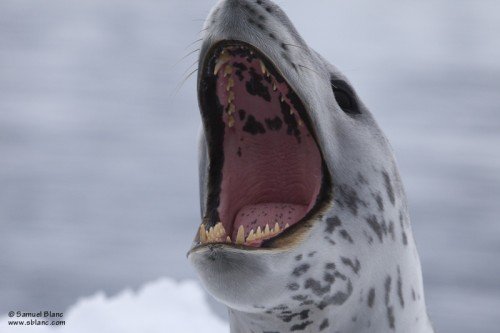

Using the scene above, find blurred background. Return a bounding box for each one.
[0,0,499,332]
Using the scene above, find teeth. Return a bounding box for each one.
[226,77,234,91]
[224,65,233,77]
[285,223,290,229]
[228,91,235,104]
[256,226,262,238]
[226,236,231,243]
[228,114,235,128]
[214,53,231,75]
[200,222,227,244]
[273,82,277,91]
[259,60,267,75]
[228,103,235,115]
[264,224,270,236]
[280,96,285,102]
[199,224,207,243]
[298,119,304,127]
[247,229,255,242]
[236,225,245,244]
[274,223,281,233]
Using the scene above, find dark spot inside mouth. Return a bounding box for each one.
[265,116,283,131]
[246,68,271,101]
[243,115,266,135]
[279,97,301,142]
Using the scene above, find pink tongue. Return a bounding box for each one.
[232,203,308,240]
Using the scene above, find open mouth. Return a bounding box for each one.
[196,41,331,249]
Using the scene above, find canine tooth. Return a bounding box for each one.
[274,223,281,233]
[236,225,245,244]
[226,236,231,243]
[259,60,267,75]
[273,82,277,91]
[247,229,255,242]
[285,223,290,229]
[264,224,270,235]
[214,60,225,75]
[280,96,285,102]
[199,225,207,243]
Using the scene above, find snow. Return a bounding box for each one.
[0,279,228,333]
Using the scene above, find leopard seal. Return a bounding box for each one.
[188,0,434,332]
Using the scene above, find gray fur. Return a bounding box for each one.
[188,0,434,332]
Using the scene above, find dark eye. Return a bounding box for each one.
[331,80,360,115]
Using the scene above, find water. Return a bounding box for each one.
[1,1,499,332]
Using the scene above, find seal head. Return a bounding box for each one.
[188,1,434,332]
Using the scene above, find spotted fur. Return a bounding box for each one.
[189,0,434,332]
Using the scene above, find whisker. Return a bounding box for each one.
[181,60,199,77]
[170,48,200,69]
[283,43,308,53]
[184,38,203,51]
[171,68,199,97]
[297,64,322,79]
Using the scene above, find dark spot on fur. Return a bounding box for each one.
[341,257,361,274]
[308,251,316,257]
[243,115,266,135]
[292,295,308,302]
[368,288,375,308]
[399,216,408,246]
[281,43,289,51]
[383,171,396,205]
[265,116,283,131]
[325,216,342,234]
[385,276,395,329]
[387,306,395,329]
[319,319,329,331]
[337,184,366,216]
[388,221,395,241]
[290,321,313,331]
[374,193,384,211]
[293,264,310,277]
[288,283,300,291]
[366,215,384,242]
[295,254,303,261]
[323,272,335,284]
[397,267,405,308]
[412,288,416,301]
[385,276,392,305]
[339,229,354,243]
[318,280,353,310]
[325,263,336,270]
[304,279,331,296]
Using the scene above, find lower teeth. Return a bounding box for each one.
[199,222,289,246]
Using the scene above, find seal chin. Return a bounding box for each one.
[190,40,332,254]
[188,244,279,310]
